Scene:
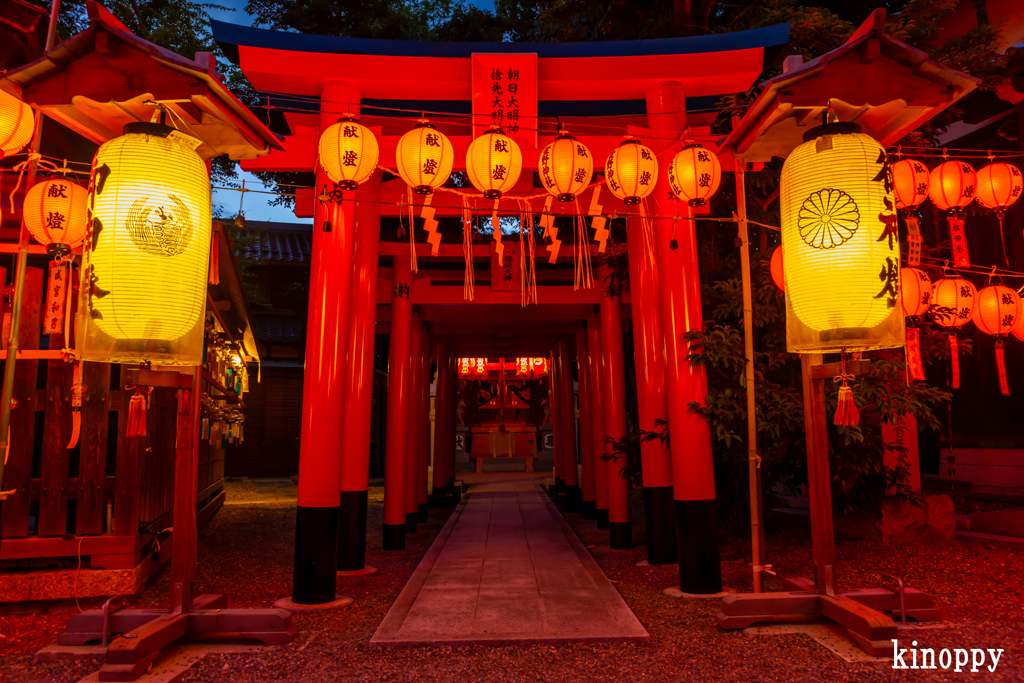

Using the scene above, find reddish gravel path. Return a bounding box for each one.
[1,480,1022,682]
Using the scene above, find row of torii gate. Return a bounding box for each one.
[214,19,793,604]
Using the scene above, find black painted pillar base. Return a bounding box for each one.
[551,476,564,498]
[582,500,597,520]
[383,523,406,551]
[293,505,339,604]
[675,498,722,593]
[405,512,418,533]
[596,508,610,530]
[417,502,428,522]
[337,491,368,572]
[643,486,678,565]
[432,486,447,496]
[558,485,580,512]
[609,522,632,550]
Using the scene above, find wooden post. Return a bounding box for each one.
[803,354,836,595]
[39,313,75,537]
[171,368,202,613]
[77,362,112,535]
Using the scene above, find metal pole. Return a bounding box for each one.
[735,160,763,593]
[0,0,61,507]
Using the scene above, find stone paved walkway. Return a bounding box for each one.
[370,476,649,646]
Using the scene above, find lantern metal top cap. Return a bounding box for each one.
[485,128,507,136]
[554,129,576,141]
[414,119,436,129]
[802,121,862,143]
[680,141,704,151]
[123,121,176,138]
[336,112,361,124]
[619,137,641,146]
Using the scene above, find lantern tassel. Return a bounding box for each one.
[408,187,418,273]
[641,200,657,271]
[491,198,503,266]
[519,205,528,307]
[462,198,474,301]
[833,352,860,427]
[997,211,1009,266]
[523,199,538,305]
[126,386,149,438]
[996,339,1010,396]
[573,198,593,290]
[949,333,960,390]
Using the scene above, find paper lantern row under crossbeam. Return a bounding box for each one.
[316,115,722,206]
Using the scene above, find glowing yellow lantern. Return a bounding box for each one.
[539,132,593,202]
[318,114,379,190]
[975,163,1022,212]
[900,267,932,318]
[975,285,1021,337]
[667,144,721,207]
[604,139,657,205]
[929,160,975,211]
[891,159,930,210]
[931,277,976,328]
[779,123,904,352]
[466,130,522,199]
[0,90,33,159]
[396,121,453,195]
[78,122,212,365]
[23,178,89,257]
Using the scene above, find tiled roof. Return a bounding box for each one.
[234,222,313,263]
[253,314,306,343]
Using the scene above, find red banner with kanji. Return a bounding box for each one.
[472,53,538,149]
[948,217,970,268]
[906,327,926,382]
[44,261,69,335]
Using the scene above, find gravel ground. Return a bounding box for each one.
[1,480,1022,682]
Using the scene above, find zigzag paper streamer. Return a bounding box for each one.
[421,194,441,256]
[588,186,609,253]
[491,199,503,265]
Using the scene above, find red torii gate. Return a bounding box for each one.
[214,19,791,605]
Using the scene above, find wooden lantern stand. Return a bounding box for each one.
[58,367,296,681]
[717,355,939,656]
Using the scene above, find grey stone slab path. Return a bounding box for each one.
[370,476,650,646]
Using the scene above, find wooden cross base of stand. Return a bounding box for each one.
[55,367,297,680]
[59,593,297,681]
[717,355,939,656]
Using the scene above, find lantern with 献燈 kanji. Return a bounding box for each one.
[974,285,1022,395]
[668,144,721,207]
[900,267,932,381]
[319,114,379,190]
[396,120,453,195]
[605,138,657,205]
[23,177,89,258]
[516,357,549,378]
[891,159,930,210]
[539,131,593,202]
[929,160,976,211]
[77,121,212,366]
[930,276,976,389]
[770,246,784,291]
[779,122,904,354]
[975,162,1023,263]
[466,130,522,199]
[0,89,33,160]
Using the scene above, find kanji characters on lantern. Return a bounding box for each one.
[318,114,379,190]
[396,121,454,195]
[929,160,976,211]
[466,130,522,199]
[515,357,548,378]
[605,138,657,205]
[667,144,721,207]
[891,159,930,210]
[23,178,89,258]
[458,358,488,377]
[539,132,593,202]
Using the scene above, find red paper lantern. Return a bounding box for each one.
[770,246,784,291]
[929,161,976,211]
[604,138,657,205]
[23,177,89,257]
[900,267,932,318]
[538,132,593,202]
[931,277,976,328]
[974,285,1021,337]
[975,163,1023,212]
[667,144,721,207]
[891,159,930,210]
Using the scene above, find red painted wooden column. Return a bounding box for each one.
[626,215,677,564]
[337,170,382,572]
[575,324,597,520]
[548,351,562,493]
[599,264,632,548]
[446,352,459,493]
[383,256,414,550]
[293,81,360,603]
[587,311,610,530]
[417,325,432,521]
[645,83,721,592]
[556,337,579,510]
[432,335,452,495]
[405,313,425,533]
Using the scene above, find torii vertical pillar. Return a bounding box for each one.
[549,351,562,494]
[292,81,360,604]
[556,337,579,510]
[383,256,414,550]
[626,216,677,564]
[432,335,453,496]
[600,265,631,549]
[588,311,610,530]
[405,311,425,533]
[337,170,382,572]
[417,326,432,521]
[576,324,597,519]
[645,82,722,592]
